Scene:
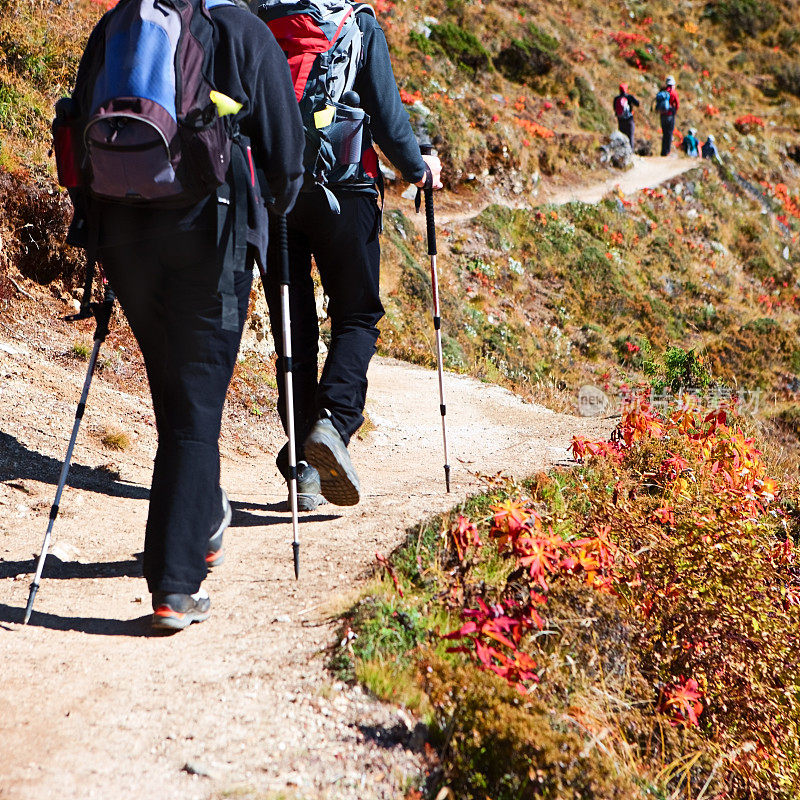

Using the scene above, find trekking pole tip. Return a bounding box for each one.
[444,464,451,493]
[292,541,300,580]
[23,583,38,625]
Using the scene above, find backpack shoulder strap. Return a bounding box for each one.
[352,3,375,18]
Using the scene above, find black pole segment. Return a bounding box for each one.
[278,212,290,287]
[420,144,438,255]
[445,464,451,493]
[293,541,300,580]
[424,187,437,256]
[23,584,39,624]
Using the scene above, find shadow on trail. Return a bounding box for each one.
[357,721,427,752]
[0,555,142,581]
[0,432,149,500]
[0,602,154,636]
[230,500,340,527]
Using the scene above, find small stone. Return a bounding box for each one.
[51,542,81,562]
[182,762,214,779]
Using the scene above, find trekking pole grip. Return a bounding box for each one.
[277,212,290,286]
[420,144,437,256]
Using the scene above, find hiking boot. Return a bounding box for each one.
[206,488,231,569]
[304,415,360,506]
[292,461,328,512]
[276,445,327,512]
[151,588,211,632]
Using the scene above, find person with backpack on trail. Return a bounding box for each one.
[681,127,700,157]
[252,0,442,510]
[61,0,304,631]
[702,134,722,164]
[653,75,679,156]
[612,82,639,151]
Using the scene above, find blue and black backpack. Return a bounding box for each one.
[59,0,240,206]
[655,88,672,113]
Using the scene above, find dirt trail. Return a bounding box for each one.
[0,153,694,800]
[0,314,604,799]
[407,154,699,228]
[543,154,700,206]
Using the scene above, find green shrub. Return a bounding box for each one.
[774,60,800,97]
[573,75,609,133]
[643,345,713,393]
[429,22,491,75]
[408,29,442,57]
[705,0,780,40]
[494,39,555,82]
[778,27,800,50]
[423,658,647,800]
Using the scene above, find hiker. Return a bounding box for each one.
[253,0,442,510]
[63,0,304,630]
[612,82,640,150]
[702,134,722,164]
[654,75,679,156]
[681,127,700,157]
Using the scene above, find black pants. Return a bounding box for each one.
[618,116,635,150]
[265,191,383,450]
[660,113,675,156]
[99,202,252,595]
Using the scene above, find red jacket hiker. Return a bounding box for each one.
[613,82,640,150]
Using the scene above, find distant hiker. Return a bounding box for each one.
[62,0,304,630]
[654,75,679,156]
[702,134,722,164]
[253,0,442,509]
[613,82,640,150]
[681,127,700,157]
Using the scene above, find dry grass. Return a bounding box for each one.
[100,428,130,451]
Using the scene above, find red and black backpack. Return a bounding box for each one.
[255,0,376,210]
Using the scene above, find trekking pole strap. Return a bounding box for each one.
[92,288,115,343]
[81,259,95,311]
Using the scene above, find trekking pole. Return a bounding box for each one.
[23,272,115,623]
[418,143,450,493]
[276,212,301,579]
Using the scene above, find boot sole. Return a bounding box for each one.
[151,608,211,632]
[304,438,360,506]
[285,493,329,513]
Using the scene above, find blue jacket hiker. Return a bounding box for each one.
[681,128,700,157]
[655,75,679,156]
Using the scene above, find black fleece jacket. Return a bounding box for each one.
[353,13,426,185]
[70,1,303,238]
